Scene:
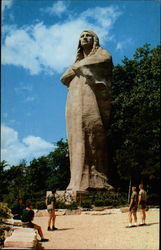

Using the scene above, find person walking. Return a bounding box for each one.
[46,189,58,231]
[22,200,48,242]
[128,186,138,227]
[138,184,147,225]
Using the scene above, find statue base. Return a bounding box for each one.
[54,186,115,205]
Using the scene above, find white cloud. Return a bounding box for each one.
[43,1,68,17]
[2,5,122,75]
[1,125,54,166]
[116,42,123,50]
[24,96,35,102]
[2,0,13,13]
[116,38,133,51]
[80,6,120,28]
[14,83,36,102]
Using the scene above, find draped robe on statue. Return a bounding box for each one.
[61,47,113,193]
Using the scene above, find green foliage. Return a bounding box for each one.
[0,203,12,221]
[1,139,70,208]
[0,203,12,245]
[55,200,67,209]
[46,139,70,190]
[109,44,160,196]
[34,200,47,210]
[0,161,10,202]
[93,199,105,207]
[55,200,78,210]
[81,200,92,208]
[65,201,78,210]
[91,191,128,207]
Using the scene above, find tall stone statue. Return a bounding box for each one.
[60,30,113,194]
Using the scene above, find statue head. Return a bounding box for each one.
[75,30,100,62]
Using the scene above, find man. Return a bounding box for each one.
[138,184,147,225]
[22,200,48,242]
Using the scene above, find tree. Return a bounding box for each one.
[46,139,70,190]
[3,160,28,205]
[0,161,9,201]
[108,44,160,196]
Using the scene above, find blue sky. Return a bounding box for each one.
[1,0,160,166]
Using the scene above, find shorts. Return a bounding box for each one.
[22,222,34,228]
[129,206,137,212]
[139,201,146,210]
[47,208,55,214]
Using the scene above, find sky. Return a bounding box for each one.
[1,0,160,166]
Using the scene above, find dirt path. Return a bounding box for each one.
[34,208,159,249]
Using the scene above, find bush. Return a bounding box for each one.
[0,203,12,245]
[34,200,46,210]
[81,199,92,208]
[81,191,128,207]
[66,201,78,210]
[93,199,105,207]
[56,200,67,209]
[56,200,78,210]
[0,203,12,221]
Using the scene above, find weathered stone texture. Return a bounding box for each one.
[60,30,114,194]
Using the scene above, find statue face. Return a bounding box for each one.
[80,31,93,48]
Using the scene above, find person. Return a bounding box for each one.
[11,198,24,220]
[46,190,58,231]
[128,187,138,227]
[21,200,48,242]
[138,184,147,225]
[60,30,113,194]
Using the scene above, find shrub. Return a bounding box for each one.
[81,191,128,207]
[93,199,105,207]
[56,200,78,210]
[65,201,78,210]
[0,203,12,246]
[0,203,12,221]
[56,200,67,209]
[81,199,92,208]
[34,200,46,210]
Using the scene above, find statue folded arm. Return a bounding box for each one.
[60,67,76,87]
[71,48,112,87]
[61,48,112,88]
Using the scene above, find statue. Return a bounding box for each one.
[60,30,113,195]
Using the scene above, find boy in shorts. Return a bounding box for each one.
[138,184,147,225]
[46,189,58,231]
[128,186,138,227]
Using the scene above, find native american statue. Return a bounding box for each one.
[60,30,113,194]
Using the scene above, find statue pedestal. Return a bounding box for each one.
[51,187,115,206]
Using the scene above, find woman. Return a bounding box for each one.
[60,30,113,193]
